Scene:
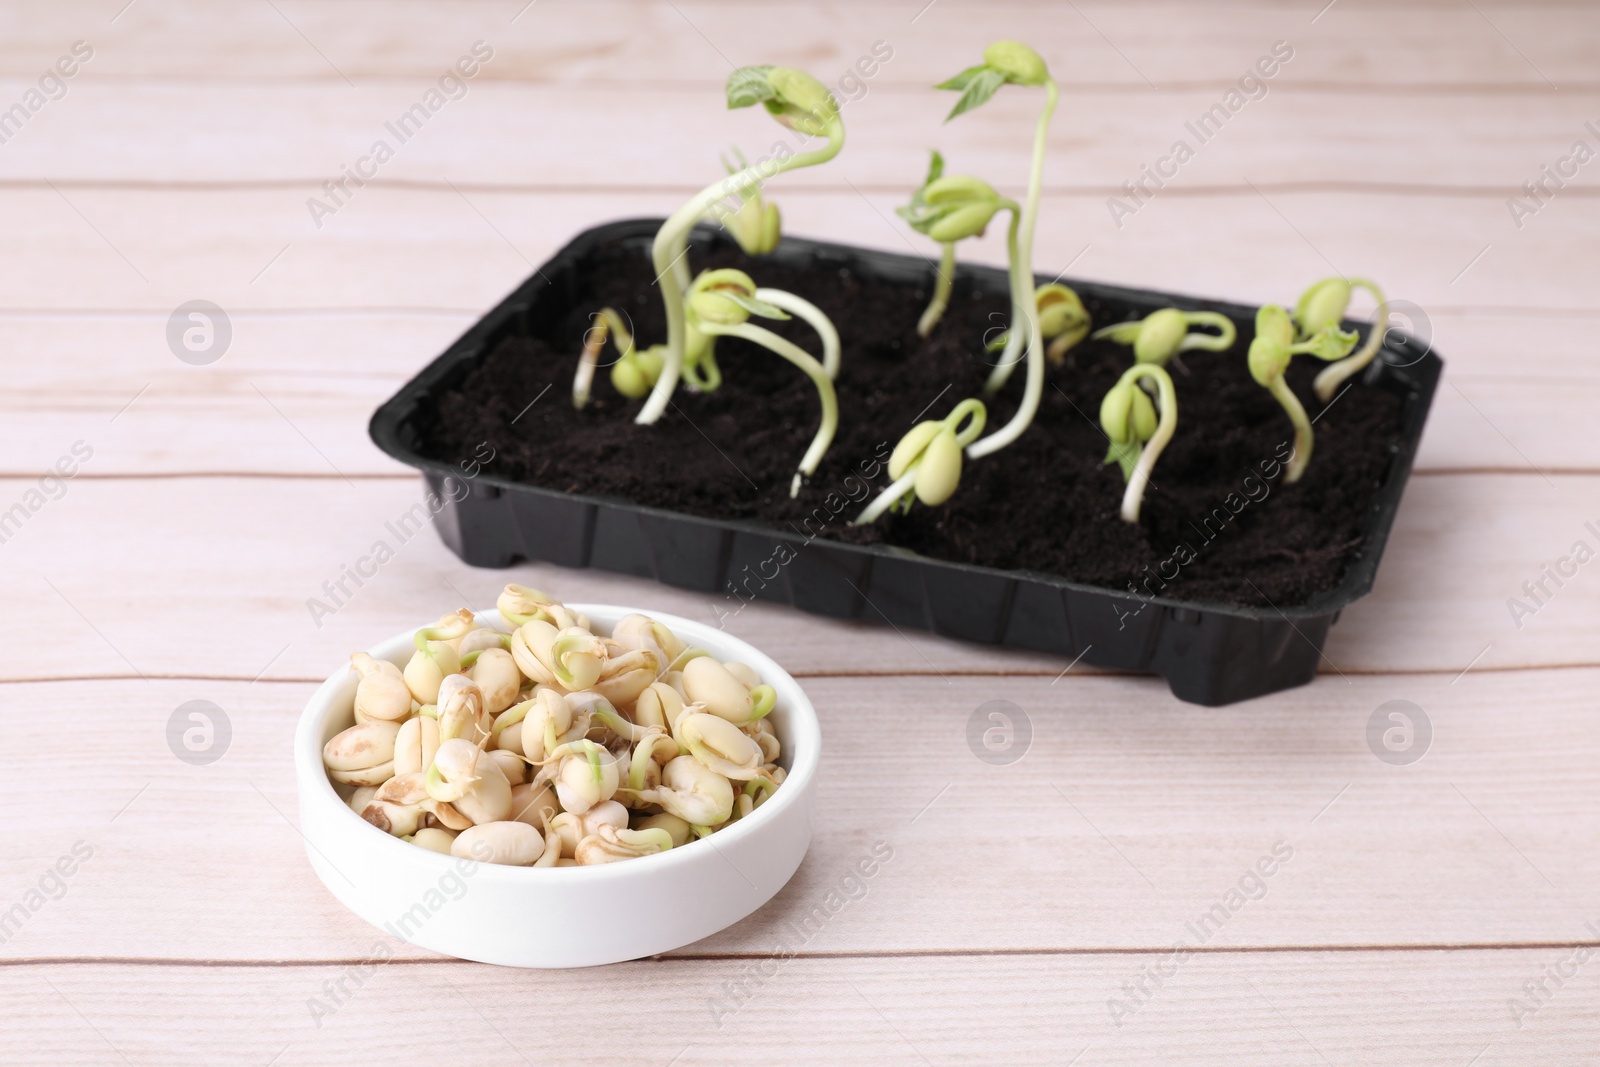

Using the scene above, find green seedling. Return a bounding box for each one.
[1100,364,1177,523]
[685,268,838,498]
[716,147,782,256]
[859,40,1058,523]
[854,399,986,525]
[900,150,966,337]
[948,42,1059,417]
[1092,308,1236,367]
[635,66,845,425]
[1292,276,1389,402]
[985,282,1091,364]
[572,308,667,408]
[1248,304,1358,483]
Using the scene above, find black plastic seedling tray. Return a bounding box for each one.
[371,219,1441,706]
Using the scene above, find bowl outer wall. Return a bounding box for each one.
[293,605,820,968]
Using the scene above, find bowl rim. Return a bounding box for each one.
[294,603,821,884]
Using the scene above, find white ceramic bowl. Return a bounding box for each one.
[294,605,819,967]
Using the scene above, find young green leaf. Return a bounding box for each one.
[1292,324,1359,361]
[933,64,989,92]
[924,149,944,185]
[720,291,791,320]
[726,66,777,109]
[1104,440,1142,481]
[941,67,1007,121]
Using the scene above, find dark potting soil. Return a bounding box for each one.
[414,236,1405,609]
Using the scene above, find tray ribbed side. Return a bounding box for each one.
[423,472,1327,705]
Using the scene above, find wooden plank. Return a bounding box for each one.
[0,186,1583,318]
[5,669,1600,963]
[0,0,1589,90]
[2,83,1594,192]
[0,473,1591,681]
[2,475,1065,682]
[0,306,1590,477]
[0,313,458,478]
[3,950,1594,1065]
[11,305,1579,390]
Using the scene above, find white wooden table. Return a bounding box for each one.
[3,2,1596,1063]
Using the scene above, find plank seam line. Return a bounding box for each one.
[1,662,1594,687]
[0,179,1577,200]
[9,77,1594,96]
[6,941,1599,969]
